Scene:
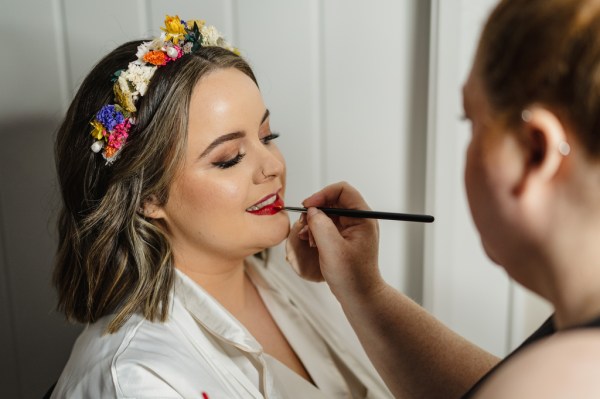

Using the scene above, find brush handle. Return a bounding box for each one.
[284,207,434,223]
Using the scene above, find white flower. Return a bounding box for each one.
[201,25,222,46]
[217,38,235,53]
[122,64,157,96]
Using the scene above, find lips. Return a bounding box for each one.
[246,193,284,215]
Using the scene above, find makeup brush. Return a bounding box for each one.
[281,206,434,223]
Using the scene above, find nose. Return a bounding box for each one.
[255,144,285,182]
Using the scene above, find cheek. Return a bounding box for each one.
[464,136,497,232]
[173,173,247,217]
[464,139,483,203]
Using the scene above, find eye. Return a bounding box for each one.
[212,153,246,169]
[260,132,280,145]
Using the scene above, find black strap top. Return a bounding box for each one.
[461,315,600,398]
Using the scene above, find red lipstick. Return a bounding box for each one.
[246,194,284,216]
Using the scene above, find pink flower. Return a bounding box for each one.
[107,120,131,150]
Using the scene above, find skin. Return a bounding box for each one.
[463,59,600,331]
[287,184,499,399]
[464,59,600,398]
[287,51,600,396]
[145,67,313,382]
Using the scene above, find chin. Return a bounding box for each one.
[267,217,291,246]
[251,214,290,251]
[482,240,502,266]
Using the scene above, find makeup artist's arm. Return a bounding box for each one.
[286,182,499,399]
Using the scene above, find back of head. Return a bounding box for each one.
[478,0,600,157]
[54,20,256,333]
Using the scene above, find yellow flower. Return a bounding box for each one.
[90,120,105,140]
[113,77,137,112]
[161,15,186,44]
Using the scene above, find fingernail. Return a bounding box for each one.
[308,230,316,248]
[299,213,306,224]
[298,225,308,235]
[307,207,318,217]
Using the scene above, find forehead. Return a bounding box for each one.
[463,63,487,110]
[190,68,264,123]
[188,67,264,130]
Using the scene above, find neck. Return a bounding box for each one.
[546,247,600,330]
[531,212,600,330]
[175,252,250,314]
[513,157,600,330]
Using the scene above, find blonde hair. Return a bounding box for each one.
[54,40,257,333]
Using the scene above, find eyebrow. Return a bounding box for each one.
[199,109,270,159]
[261,109,270,124]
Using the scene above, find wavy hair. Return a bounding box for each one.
[53,40,257,333]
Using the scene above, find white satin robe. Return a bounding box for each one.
[51,245,392,398]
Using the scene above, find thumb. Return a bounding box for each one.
[305,207,343,250]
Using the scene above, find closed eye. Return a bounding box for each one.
[212,153,246,169]
[261,132,280,145]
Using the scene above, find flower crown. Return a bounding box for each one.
[90,15,239,164]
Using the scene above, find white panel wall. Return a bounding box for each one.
[0,1,83,398]
[424,0,510,357]
[1,0,553,396]
[322,0,430,297]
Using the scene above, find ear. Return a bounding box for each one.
[517,107,569,189]
[140,195,167,220]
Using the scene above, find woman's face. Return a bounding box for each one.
[155,67,289,264]
[462,64,525,266]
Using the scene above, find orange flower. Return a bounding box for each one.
[143,50,167,66]
[104,146,118,159]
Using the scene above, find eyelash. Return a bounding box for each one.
[212,132,280,169]
[261,132,280,144]
[213,153,246,169]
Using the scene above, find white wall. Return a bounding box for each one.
[0,0,550,397]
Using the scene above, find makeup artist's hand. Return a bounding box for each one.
[286,182,384,298]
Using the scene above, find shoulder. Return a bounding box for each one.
[474,330,600,399]
[53,306,213,398]
[111,300,227,397]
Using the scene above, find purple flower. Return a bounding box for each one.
[96,105,125,131]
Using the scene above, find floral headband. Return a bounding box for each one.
[90,15,239,164]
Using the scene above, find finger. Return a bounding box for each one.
[303,181,370,211]
[285,225,324,282]
[290,217,309,241]
[308,228,315,248]
[298,225,309,240]
[305,207,344,250]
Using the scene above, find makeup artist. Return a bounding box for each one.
[286,0,600,398]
